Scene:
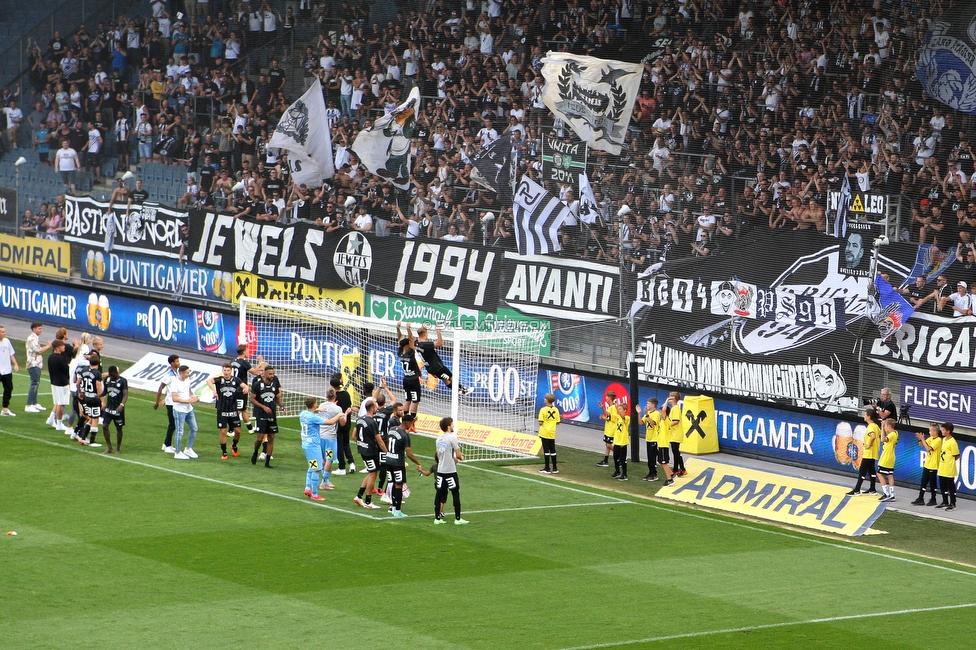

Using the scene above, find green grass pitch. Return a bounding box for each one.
[1,347,975,649]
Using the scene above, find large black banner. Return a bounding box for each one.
[186,212,502,311]
[64,195,187,259]
[632,231,946,410]
[0,187,17,230]
[633,230,866,411]
[503,251,620,321]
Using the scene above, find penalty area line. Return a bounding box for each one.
[0,428,385,521]
[387,501,626,521]
[556,602,976,650]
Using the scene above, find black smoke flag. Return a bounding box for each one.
[470,134,515,203]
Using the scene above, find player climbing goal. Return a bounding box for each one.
[238,297,544,461]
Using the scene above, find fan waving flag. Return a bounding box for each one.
[269,78,335,186]
[540,52,642,155]
[352,87,421,190]
[513,176,574,255]
[470,133,515,203]
[868,273,915,342]
[832,172,851,238]
[578,172,599,225]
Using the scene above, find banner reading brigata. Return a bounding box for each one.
[63,195,187,258]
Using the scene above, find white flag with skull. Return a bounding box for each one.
[540,52,642,155]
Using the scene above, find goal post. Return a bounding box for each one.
[237,296,544,461]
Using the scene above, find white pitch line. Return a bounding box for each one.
[388,501,625,520]
[556,602,976,650]
[0,428,385,521]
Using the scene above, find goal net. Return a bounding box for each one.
[238,297,543,461]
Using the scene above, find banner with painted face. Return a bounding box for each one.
[631,231,942,411]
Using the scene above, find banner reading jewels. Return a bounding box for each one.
[63,195,187,259]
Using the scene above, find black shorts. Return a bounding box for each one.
[218,413,242,430]
[877,465,894,476]
[435,472,459,490]
[540,437,556,453]
[657,447,671,464]
[387,466,406,484]
[255,418,278,434]
[81,400,102,420]
[359,456,378,472]
[404,381,421,404]
[603,435,614,445]
[102,408,125,427]
[428,364,452,382]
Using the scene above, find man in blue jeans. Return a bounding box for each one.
[171,365,200,460]
[25,322,51,413]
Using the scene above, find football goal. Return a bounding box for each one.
[237,296,543,461]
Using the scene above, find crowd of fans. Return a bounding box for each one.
[6,0,975,272]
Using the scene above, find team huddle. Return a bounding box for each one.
[149,322,471,522]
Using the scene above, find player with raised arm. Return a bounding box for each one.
[353,399,387,508]
[433,417,468,525]
[231,344,265,436]
[596,390,617,467]
[608,402,630,481]
[317,388,351,491]
[384,412,424,517]
[415,325,470,395]
[300,397,327,501]
[397,321,422,415]
[207,363,248,459]
[100,365,128,453]
[911,423,942,506]
[75,352,103,448]
[250,366,284,468]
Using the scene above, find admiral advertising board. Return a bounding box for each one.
[536,366,976,497]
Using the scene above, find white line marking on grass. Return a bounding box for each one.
[415,456,631,504]
[556,602,976,649]
[626,499,976,578]
[390,501,625,520]
[0,429,385,521]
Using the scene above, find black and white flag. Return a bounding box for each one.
[269,78,335,185]
[578,172,600,225]
[541,52,642,155]
[513,176,573,256]
[470,133,515,203]
[832,172,851,238]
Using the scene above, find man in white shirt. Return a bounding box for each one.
[0,326,18,416]
[84,122,104,183]
[4,100,24,149]
[171,365,200,459]
[478,119,499,146]
[54,139,80,191]
[946,281,973,318]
